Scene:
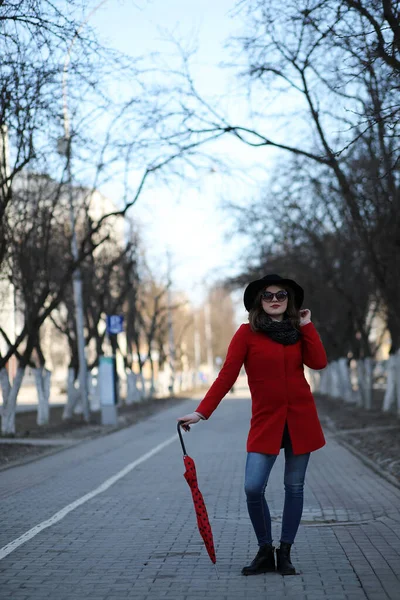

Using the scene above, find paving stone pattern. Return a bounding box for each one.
[0,386,399,599]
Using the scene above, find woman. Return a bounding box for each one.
[178,274,327,576]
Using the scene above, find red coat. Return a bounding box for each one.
[196,322,327,455]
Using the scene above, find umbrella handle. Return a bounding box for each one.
[177,421,188,455]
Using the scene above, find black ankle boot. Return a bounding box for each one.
[241,544,276,576]
[276,541,296,575]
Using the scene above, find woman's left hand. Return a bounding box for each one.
[299,309,311,326]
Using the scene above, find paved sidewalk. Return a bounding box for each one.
[0,385,399,600]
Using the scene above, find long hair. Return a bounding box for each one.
[248,284,301,332]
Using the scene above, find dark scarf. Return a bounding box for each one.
[254,313,301,345]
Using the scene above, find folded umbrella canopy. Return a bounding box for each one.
[177,422,218,575]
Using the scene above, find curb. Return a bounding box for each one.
[0,422,129,473]
[0,420,151,473]
[0,441,83,473]
[326,431,400,491]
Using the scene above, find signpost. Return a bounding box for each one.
[106,315,124,335]
[99,315,124,425]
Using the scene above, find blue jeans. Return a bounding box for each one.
[244,429,310,546]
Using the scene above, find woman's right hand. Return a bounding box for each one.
[177,412,201,431]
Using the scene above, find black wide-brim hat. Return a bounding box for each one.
[243,273,304,311]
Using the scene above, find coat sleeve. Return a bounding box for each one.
[301,322,328,370]
[195,324,248,419]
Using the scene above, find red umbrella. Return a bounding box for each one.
[177,422,218,575]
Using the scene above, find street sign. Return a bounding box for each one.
[106,315,124,335]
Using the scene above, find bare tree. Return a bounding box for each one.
[0,173,117,433]
[50,229,139,417]
[224,152,381,405]
[122,1,399,412]
[0,173,70,432]
[144,1,399,349]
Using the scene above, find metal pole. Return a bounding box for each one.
[204,299,214,383]
[193,312,201,389]
[66,141,90,421]
[109,332,119,405]
[167,251,175,395]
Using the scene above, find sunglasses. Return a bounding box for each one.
[261,290,288,303]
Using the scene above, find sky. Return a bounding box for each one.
[89,0,278,311]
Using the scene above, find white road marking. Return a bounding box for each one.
[0,434,177,561]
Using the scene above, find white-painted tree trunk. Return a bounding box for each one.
[356,358,373,409]
[364,357,373,410]
[179,371,185,392]
[34,367,51,425]
[383,350,400,415]
[318,365,331,395]
[126,372,141,404]
[157,370,170,397]
[356,360,364,407]
[88,372,100,411]
[148,369,156,400]
[338,358,354,403]
[0,367,25,435]
[138,372,146,400]
[177,371,184,392]
[383,354,396,412]
[62,368,82,419]
[395,351,400,417]
[181,370,190,391]
[330,361,342,398]
[304,367,320,393]
[186,369,194,391]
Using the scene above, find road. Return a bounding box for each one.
[0,384,399,599]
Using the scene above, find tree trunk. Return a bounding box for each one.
[338,357,354,403]
[305,367,320,394]
[329,361,341,398]
[148,357,156,399]
[355,360,364,407]
[383,350,400,415]
[356,358,373,409]
[126,371,141,404]
[177,371,183,393]
[383,354,396,412]
[364,357,373,410]
[192,369,197,390]
[396,350,400,417]
[62,368,81,419]
[319,364,330,395]
[181,370,190,391]
[138,371,146,400]
[34,367,51,425]
[88,372,100,411]
[0,367,25,435]
[157,370,169,397]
